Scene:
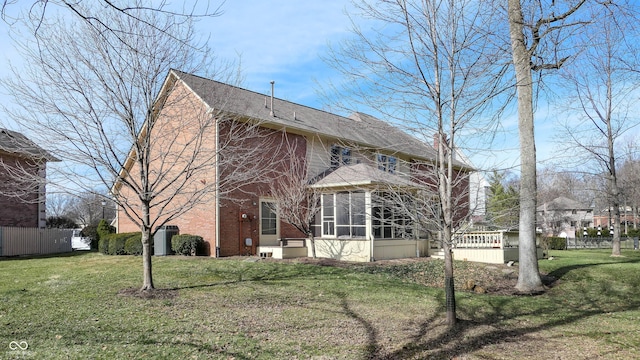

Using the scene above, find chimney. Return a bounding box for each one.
[269,81,275,117]
[433,132,448,150]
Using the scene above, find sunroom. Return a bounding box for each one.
[306,163,431,262]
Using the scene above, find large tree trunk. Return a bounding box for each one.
[507,0,544,293]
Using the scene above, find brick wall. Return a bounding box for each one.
[116,77,309,257]
[0,153,41,227]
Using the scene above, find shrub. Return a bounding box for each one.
[124,233,143,255]
[171,234,204,256]
[97,219,116,239]
[626,228,640,238]
[107,234,125,255]
[99,236,110,254]
[541,236,567,250]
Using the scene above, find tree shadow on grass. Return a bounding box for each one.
[546,255,640,281]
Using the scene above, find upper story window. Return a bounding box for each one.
[330,145,351,168]
[377,154,397,174]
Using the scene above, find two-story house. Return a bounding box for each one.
[537,196,593,239]
[0,128,57,228]
[115,70,473,261]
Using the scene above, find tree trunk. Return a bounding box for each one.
[507,0,545,293]
[442,229,456,327]
[141,229,154,290]
[309,232,317,259]
[609,124,622,256]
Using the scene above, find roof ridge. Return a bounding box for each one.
[171,69,356,122]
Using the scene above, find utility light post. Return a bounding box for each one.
[101,200,106,220]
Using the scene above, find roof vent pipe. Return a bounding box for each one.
[264,97,267,108]
[269,81,275,117]
[293,111,296,121]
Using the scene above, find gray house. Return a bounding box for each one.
[537,196,593,239]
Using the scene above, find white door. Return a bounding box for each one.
[259,199,279,246]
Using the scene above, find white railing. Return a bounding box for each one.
[0,227,73,257]
[454,231,519,249]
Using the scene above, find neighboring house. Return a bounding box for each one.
[115,70,473,261]
[537,196,593,239]
[593,206,637,233]
[0,128,57,228]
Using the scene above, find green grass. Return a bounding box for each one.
[0,250,639,359]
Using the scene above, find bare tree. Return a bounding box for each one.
[1,0,220,43]
[268,135,322,258]
[327,0,508,327]
[556,3,640,256]
[0,1,264,291]
[506,0,591,293]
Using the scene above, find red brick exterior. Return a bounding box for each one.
[115,79,308,256]
[0,153,42,227]
[410,160,471,226]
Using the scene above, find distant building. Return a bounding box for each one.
[0,128,58,227]
[537,196,593,239]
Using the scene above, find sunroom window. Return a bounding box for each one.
[372,193,413,239]
[312,191,366,238]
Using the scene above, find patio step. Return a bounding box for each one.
[431,249,446,259]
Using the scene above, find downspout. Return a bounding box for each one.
[214,110,221,258]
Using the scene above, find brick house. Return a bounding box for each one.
[0,128,57,228]
[115,70,473,261]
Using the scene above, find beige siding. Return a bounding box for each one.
[373,239,429,260]
[310,238,371,262]
[306,136,331,178]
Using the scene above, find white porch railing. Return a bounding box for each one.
[454,231,520,249]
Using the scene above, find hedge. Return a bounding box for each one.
[171,234,205,256]
[541,236,567,250]
[100,232,142,255]
[124,234,143,255]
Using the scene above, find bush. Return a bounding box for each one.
[542,236,567,250]
[99,232,142,255]
[97,219,116,239]
[626,228,640,238]
[171,234,205,256]
[99,236,110,254]
[107,234,126,255]
[124,233,143,255]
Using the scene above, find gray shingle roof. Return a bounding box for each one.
[172,70,464,166]
[538,196,590,211]
[0,128,58,161]
[310,163,416,188]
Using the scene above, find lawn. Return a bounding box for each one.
[0,250,639,359]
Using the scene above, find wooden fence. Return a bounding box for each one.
[0,227,73,257]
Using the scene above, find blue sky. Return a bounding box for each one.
[0,0,559,174]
